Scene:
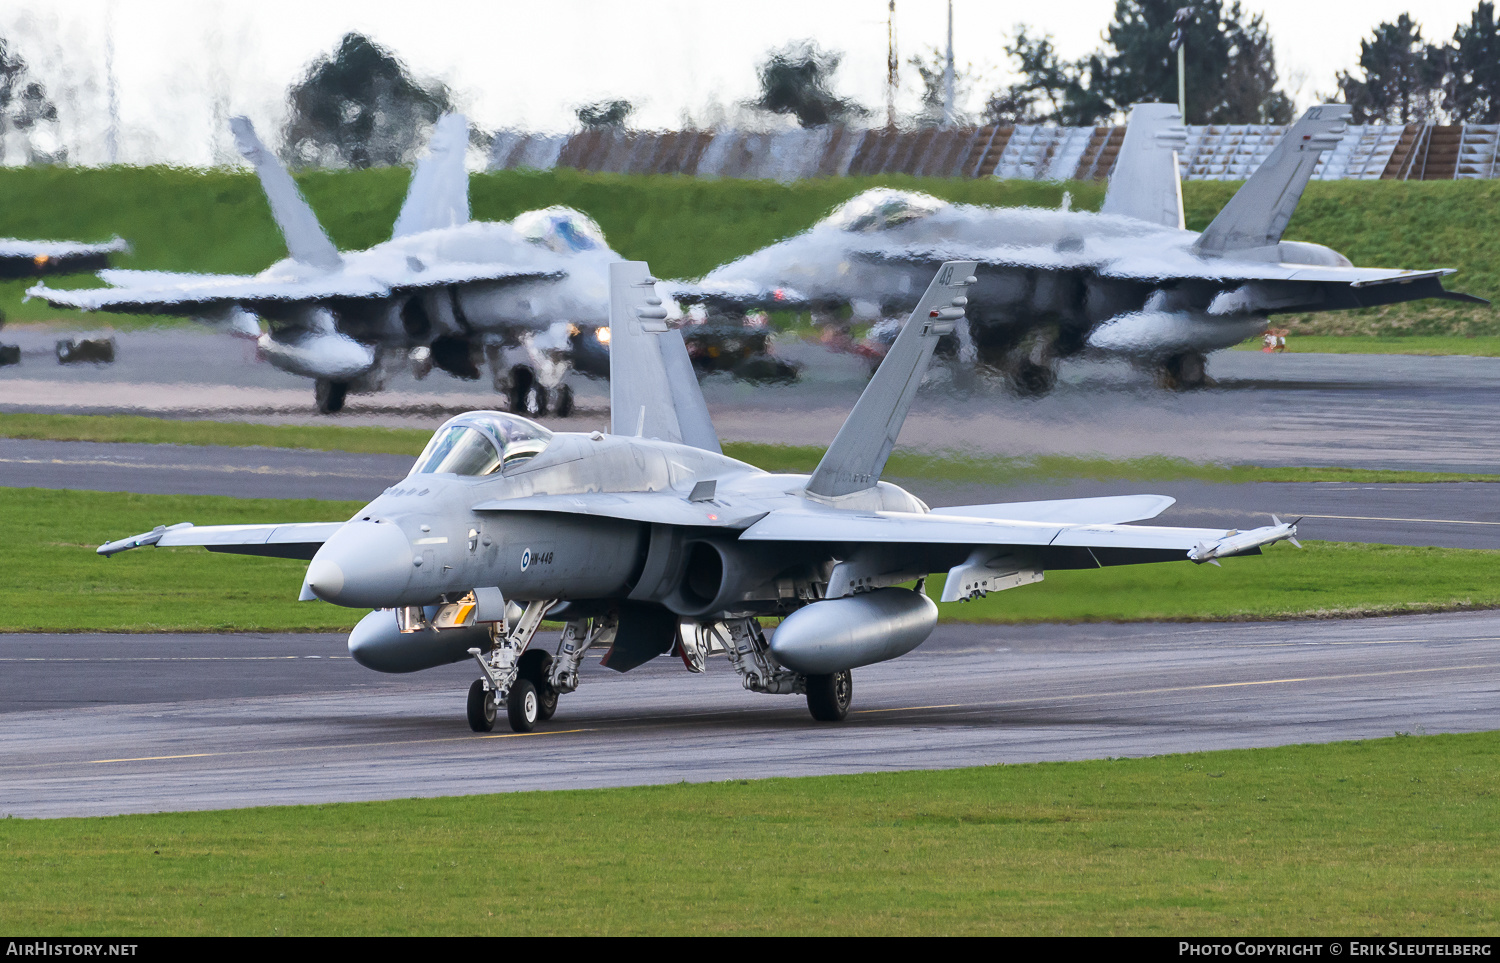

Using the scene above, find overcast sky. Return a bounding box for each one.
[0,0,1488,165]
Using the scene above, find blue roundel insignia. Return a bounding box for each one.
[521,547,532,572]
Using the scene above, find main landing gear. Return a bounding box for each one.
[465,604,617,733]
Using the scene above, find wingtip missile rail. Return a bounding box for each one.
[1188,516,1301,566]
[98,522,195,557]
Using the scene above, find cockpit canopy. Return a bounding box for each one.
[825,189,947,233]
[512,206,609,254]
[410,411,553,477]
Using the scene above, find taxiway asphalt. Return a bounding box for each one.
[2,612,1496,817]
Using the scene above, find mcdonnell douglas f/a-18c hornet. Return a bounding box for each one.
[99,260,1298,731]
[693,104,1481,393]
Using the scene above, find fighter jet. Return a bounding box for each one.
[28,115,620,415]
[691,104,1481,393]
[0,236,128,280]
[98,259,1298,730]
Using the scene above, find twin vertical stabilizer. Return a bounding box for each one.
[1101,103,1188,230]
[805,261,978,498]
[607,261,722,453]
[230,116,343,272]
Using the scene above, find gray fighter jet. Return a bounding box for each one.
[691,104,1481,392]
[28,115,620,415]
[98,259,1298,730]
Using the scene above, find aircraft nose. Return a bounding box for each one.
[305,521,414,608]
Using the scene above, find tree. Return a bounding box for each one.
[1337,15,1444,124]
[751,40,865,128]
[282,33,452,168]
[908,46,979,126]
[576,99,633,129]
[982,28,1090,125]
[997,2,1294,125]
[1443,2,1500,123]
[0,35,61,163]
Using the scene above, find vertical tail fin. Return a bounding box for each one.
[607,261,721,454]
[805,261,977,498]
[1192,104,1350,261]
[229,116,342,272]
[392,113,472,239]
[1100,103,1188,230]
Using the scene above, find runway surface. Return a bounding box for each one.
[6,327,1500,472]
[2,612,1496,817]
[4,436,1498,548]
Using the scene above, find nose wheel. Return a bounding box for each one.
[466,679,497,732]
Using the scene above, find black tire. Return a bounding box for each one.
[507,678,540,732]
[508,365,535,413]
[314,379,348,414]
[1164,351,1208,390]
[806,670,853,722]
[1007,359,1056,397]
[466,679,496,732]
[533,385,549,417]
[517,650,559,721]
[555,384,575,417]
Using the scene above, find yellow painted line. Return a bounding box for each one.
[856,703,963,714]
[1295,512,1500,526]
[79,728,593,766]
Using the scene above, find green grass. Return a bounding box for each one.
[1,732,1494,934]
[6,412,1500,485]
[1235,334,1500,356]
[2,166,1496,337]
[5,488,1500,632]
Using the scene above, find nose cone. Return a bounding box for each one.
[305,521,414,608]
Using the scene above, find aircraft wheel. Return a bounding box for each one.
[532,385,550,417]
[466,679,496,732]
[1007,360,1056,397]
[508,365,535,413]
[507,678,540,732]
[805,670,853,722]
[314,379,348,414]
[517,650,559,721]
[555,384,574,418]
[1164,351,1208,390]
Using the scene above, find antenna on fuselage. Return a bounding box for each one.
[805,261,977,499]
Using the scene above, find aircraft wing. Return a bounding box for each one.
[471,492,767,528]
[937,494,1174,525]
[28,267,562,315]
[0,237,129,277]
[739,507,1295,562]
[853,247,1484,305]
[98,522,343,560]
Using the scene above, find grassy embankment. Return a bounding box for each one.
[6,486,1500,632]
[1,166,1497,345]
[1,732,1495,935]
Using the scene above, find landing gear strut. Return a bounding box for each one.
[314,379,348,414]
[507,364,549,416]
[466,598,555,733]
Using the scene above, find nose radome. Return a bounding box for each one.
[305,521,414,608]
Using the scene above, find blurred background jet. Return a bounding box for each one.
[30,115,619,415]
[689,104,1482,394]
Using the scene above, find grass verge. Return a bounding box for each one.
[5,489,1499,632]
[1,732,1494,935]
[5,412,1500,485]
